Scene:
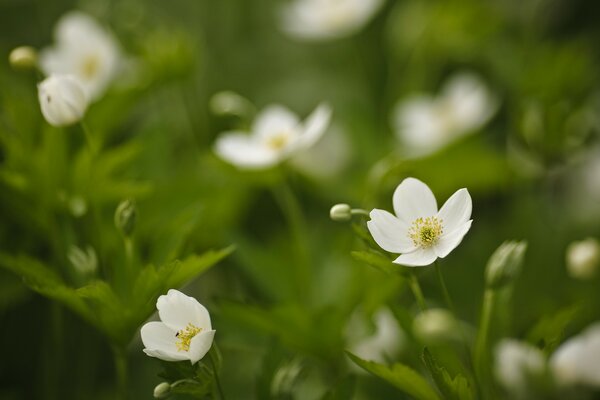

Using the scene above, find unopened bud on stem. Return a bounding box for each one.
[566,238,600,280]
[485,241,527,289]
[330,204,369,222]
[153,382,171,398]
[9,46,37,71]
[115,199,137,237]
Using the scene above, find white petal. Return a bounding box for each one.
[295,103,332,150]
[551,323,600,387]
[188,330,216,364]
[393,247,438,267]
[253,105,300,139]
[367,209,415,254]
[393,96,446,151]
[214,132,281,169]
[442,73,497,133]
[38,74,88,127]
[140,321,188,361]
[436,188,472,233]
[157,289,212,332]
[392,178,438,224]
[434,220,472,258]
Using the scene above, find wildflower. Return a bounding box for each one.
[413,308,462,344]
[214,103,331,169]
[550,322,600,387]
[485,241,527,289]
[392,73,497,156]
[566,238,599,280]
[367,177,472,267]
[40,11,121,100]
[38,74,88,127]
[141,289,215,364]
[494,340,546,396]
[279,0,384,41]
[346,308,402,365]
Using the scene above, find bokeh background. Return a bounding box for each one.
[1,0,599,398]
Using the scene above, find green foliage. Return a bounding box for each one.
[422,348,475,400]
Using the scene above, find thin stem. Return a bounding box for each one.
[80,120,96,154]
[209,351,225,400]
[474,288,496,397]
[434,261,455,312]
[112,346,128,400]
[350,209,370,217]
[407,271,427,311]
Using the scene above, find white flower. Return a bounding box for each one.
[392,73,497,156]
[38,74,88,127]
[550,322,600,387]
[413,308,462,344]
[367,177,472,267]
[566,238,600,280]
[141,289,215,364]
[40,11,121,101]
[279,0,384,41]
[494,340,546,395]
[346,308,403,365]
[214,103,331,170]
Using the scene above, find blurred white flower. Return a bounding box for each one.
[566,238,600,280]
[141,289,215,364]
[494,340,546,395]
[392,73,497,156]
[367,177,472,267]
[551,322,600,387]
[38,74,88,127]
[413,308,462,344]
[40,11,121,100]
[279,0,384,41]
[214,103,331,169]
[346,308,402,364]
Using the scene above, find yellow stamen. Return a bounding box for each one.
[81,55,100,79]
[175,323,202,352]
[266,132,290,150]
[408,216,443,248]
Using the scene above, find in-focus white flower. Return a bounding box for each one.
[279,0,384,41]
[392,73,497,156]
[494,340,546,395]
[214,103,331,169]
[38,74,88,127]
[551,322,600,387]
[566,238,600,280]
[367,177,472,267]
[141,289,215,364]
[40,11,121,100]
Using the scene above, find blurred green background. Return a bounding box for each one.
[1,0,599,398]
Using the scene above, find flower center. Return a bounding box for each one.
[266,132,290,150]
[81,55,100,80]
[175,323,202,352]
[408,216,443,248]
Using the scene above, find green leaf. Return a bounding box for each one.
[347,352,441,400]
[161,245,235,289]
[422,348,475,400]
[351,250,406,276]
[320,376,356,400]
[526,304,582,354]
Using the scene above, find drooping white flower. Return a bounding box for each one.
[214,103,331,170]
[550,322,600,387]
[38,74,88,127]
[494,340,546,395]
[565,238,600,280]
[141,289,215,364]
[367,177,472,267]
[346,308,403,365]
[40,11,121,101]
[279,0,384,41]
[392,73,497,156]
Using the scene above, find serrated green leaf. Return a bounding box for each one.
[347,352,441,400]
[422,348,475,400]
[351,250,406,276]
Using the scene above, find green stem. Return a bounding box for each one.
[271,179,311,299]
[408,271,427,311]
[209,351,226,400]
[350,209,370,217]
[434,261,455,312]
[474,288,496,396]
[80,120,97,154]
[112,346,128,400]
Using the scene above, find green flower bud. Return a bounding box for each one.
[209,91,253,117]
[153,382,171,398]
[330,203,352,222]
[485,241,527,289]
[566,238,600,280]
[67,245,98,275]
[9,46,37,71]
[114,199,137,237]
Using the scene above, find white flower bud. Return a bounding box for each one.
[153,382,171,398]
[566,238,600,280]
[209,91,253,117]
[413,308,461,344]
[38,75,88,127]
[9,46,37,70]
[67,245,98,275]
[485,241,527,289]
[330,203,352,222]
[114,199,137,237]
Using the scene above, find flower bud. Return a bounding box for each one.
[330,203,352,222]
[209,91,253,117]
[566,238,600,280]
[67,245,98,275]
[38,74,88,127]
[114,199,137,237]
[153,382,171,398]
[413,308,461,344]
[9,46,38,70]
[485,241,527,290]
